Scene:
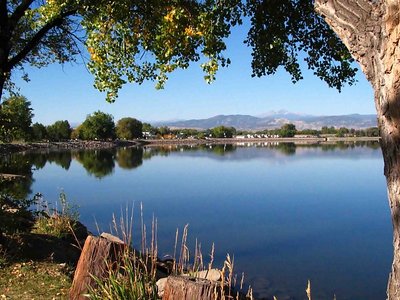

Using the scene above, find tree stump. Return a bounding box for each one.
[162,275,224,300]
[69,234,125,300]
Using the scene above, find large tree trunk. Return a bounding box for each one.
[315,0,400,298]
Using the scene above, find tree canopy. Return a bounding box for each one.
[46,120,72,141]
[0,0,359,103]
[0,95,33,142]
[116,117,143,140]
[244,0,357,91]
[279,123,296,137]
[79,111,115,140]
[1,0,242,102]
[210,125,236,138]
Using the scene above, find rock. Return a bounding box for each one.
[100,232,124,244]
[195,269,221,281]
[156,277,168,298]
[182,268,221,281]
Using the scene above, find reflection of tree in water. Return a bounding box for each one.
[356,141,381,149]
[320,141,381,152]
[73,149,115,179]
[275,143,296,155]
[143,147,171,158]
[46,151,72,170]
[116,147,143,169]
[0,153,34,199]
[209,144,236,156]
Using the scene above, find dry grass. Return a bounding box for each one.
[86,204,254,300]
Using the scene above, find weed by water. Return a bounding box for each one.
[32,191,79,239]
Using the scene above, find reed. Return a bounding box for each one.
[85,204,254,300]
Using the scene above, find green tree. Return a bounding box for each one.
[142,123,155,134]
[365,127,379,137]
[46,120,71,141]
[31,122,47,141]
[71,124,84,140]
[321,126,337,135]
[157,126,171,136]
[279,123,297,138]
[0,0,242,102]
[80,111,115,140]
[116,117,142,140]
[336,127,350,137]
[210,126,236,138]
[0,95,33,142]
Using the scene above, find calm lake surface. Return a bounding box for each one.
[2,142,392,299]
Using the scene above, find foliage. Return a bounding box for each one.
[245,0,357,91]
[46,120,72,141]
[157,126,171,136]
[1,0,243,102]
[1,0,360,103]
[142,123,156,134]
[116,117,143,140]
[0,95,33,142]
[31,122,47,141]
[279,123,297,137]
[71,124,84,140]
[321,126,337,135]
[79,111,115,140]
[336,127,349,137]
[211,126,236,138]
[87,249,159,300]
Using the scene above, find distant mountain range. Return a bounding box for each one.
[154,111,377,130]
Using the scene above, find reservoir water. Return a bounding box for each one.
[1,142,392,299]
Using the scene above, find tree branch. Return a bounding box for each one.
[6,9,77,71]
[9,0,35,31]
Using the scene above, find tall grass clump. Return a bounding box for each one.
[32,191,79,238]
[86,204,254,300]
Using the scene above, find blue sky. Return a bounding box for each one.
[11,23,375,126]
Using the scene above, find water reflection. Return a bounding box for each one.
[0,141,391,299]
[74,150,115,178]
[116,147,143,169]
[0,141,383,193]
[0,152,34,199]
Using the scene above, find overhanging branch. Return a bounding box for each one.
[9,0,35,31]
[6,9,77,71]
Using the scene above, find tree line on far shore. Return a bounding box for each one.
[0,95,380,143]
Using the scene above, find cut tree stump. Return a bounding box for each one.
[69,234,125,300]
[162,275,225,300]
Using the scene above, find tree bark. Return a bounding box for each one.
[69,234,126,300]
[315,0,400,299]
[0,0,9,102]
[162,275,224,300]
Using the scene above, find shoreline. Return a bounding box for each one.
[0,136,380,155]
[142,136,380,146]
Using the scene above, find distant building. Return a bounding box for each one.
[142,132,156,139]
